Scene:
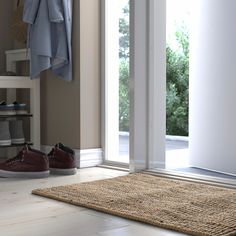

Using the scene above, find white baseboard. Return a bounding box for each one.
[41,145,103,169]
[77,148,103,168]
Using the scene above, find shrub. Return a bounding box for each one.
[119,2,130,132]
[166,25,189,136]
[118,3,189,136]
[119,59,130,131]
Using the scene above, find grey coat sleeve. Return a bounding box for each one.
[23,0,41,24]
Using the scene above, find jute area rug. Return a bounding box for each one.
[32,173,236,236]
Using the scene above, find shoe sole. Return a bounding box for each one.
[0,170,50,178]
[0,140,11,146]
[50,168,77,175]
[11,138,25,144]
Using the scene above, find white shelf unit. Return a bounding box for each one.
[1,49,41,149]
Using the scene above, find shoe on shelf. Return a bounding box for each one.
[13,101,28,115]
[48,143,77,175]
[0,101,16,115]
[0,145,49,178]
[9,120,25,144]
[0,121,11,146]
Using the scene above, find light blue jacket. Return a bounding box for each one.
[23,0,72,81]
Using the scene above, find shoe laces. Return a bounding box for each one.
[0,100,6,106]
[48,147,56,159]
[6,146,28,165]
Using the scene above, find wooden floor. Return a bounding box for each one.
[0,167,187,236]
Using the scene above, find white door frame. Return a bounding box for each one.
[129,0,149,172]
[129,0,166,172]
[101,0,120,161]
[101,0,166,171]
[101,0,128,167]
[147,0,166,169]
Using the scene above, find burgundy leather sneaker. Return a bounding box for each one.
[0,145,49,178]
[48,143,77,175]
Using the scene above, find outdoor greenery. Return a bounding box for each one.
[119,2,189,135]
[119,59,129,131]
[119,4,129,60]
[119,2,130,131]
[166,25,189,136]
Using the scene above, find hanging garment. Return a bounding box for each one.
[23,0,72,81]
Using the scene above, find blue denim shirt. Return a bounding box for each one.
[23,0,72,81]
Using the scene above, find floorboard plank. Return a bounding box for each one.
[0,167,187,236]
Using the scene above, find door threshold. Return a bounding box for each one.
[98,160,129,172]
[144,169,236,189]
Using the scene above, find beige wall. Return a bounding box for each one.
[40,70,81,148]
[79,0,101,149]
[41,0,101,149]
[0,0,101,150]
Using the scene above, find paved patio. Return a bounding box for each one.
[113,134,189,168]
[117,134,236,179]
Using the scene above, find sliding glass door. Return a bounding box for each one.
[101,0,236,186]
[102,0,130,165]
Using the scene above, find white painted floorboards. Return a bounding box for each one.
[0,167,187,236]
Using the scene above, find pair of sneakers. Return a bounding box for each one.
[0,101,28,115]
[0,143,77,178]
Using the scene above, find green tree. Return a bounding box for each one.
[119,1,130,131]
[119,59,129,131]
[118,2,190,135]
[119,3,129,59]
[166,25,189,136]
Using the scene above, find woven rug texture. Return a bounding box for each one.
[32,173,236,236]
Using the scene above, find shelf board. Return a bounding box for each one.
[0,142,33,148]
[0,114,33,118]
[0,76,30,80]
[0,76,34,89]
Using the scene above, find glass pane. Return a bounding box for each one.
[119,0,129,163]
[166,0,190,169]
[106,0,130,163]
